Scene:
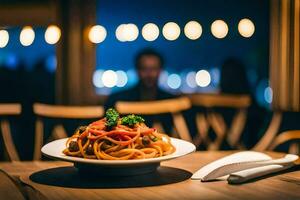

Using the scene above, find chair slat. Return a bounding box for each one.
[194,113,209,147]
[0,104,21,115]
[189,93,251,108]
[33,118,44,160]
[0,103,21,161]
[116,97,191,115]
[172,113,192,142]
[227,109,248,147]
[0,120,20,161]
[190,94,252,150]
[268,130,300,151]
[33,103,104,119]
[253,112,282,151]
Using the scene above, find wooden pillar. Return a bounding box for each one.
[56,0,96,105]
[270,0,300,111]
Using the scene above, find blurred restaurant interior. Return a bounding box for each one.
[0,0,299,162]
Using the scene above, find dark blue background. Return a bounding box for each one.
[96,0,269,78]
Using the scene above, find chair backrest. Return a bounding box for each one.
[115,97,192,142]
[0,103,21,161]
[0,104,22,115]
[253,112,282,151]
[33,103,104,160]
[190,93,251,108]
[253,112,300,154]
[33,103,104,119]
[189,93,251,150]
[116,96,191,115]
[268,130,300,153]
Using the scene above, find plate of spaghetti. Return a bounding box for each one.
[42,108,195,175]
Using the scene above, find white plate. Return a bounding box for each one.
[42,137,196,166]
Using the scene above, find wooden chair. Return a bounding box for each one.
[115,97,192,142]
[33,103,104,160]
[253,112,300,154]
[189,93,251,150]
[253,112,282,151]
[0,104,21,161]
[268,130,300,153]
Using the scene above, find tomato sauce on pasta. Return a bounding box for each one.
[63,113,175,160]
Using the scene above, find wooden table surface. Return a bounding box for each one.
[1,151,300,200]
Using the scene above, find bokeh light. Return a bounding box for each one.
[158,70,169,89]
[45,55,57,73]
[264,86,273,103]
[211,20,228,39]
[238,18,255,38]
[186,71,197,88]
[255,79,271,108]
[88,25,107,44]
[5,53,18,69]
[196,70,211,87]
[126,69,138,87]
[102,70,117,88]
[142,23,159,41]
[162,22,180,41]
[45,25,61,44]
[116,70,128,87]
[116,24,139,42]
[124,23,139,41]
[93,70,104,88]
[210,68,221,86]
[184,21,202,40]
[20,26,35,46]
[0,30,9,48]
[167,73,181,89]
[116,24,127,42]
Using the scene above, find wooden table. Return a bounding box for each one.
[1,151,300,200]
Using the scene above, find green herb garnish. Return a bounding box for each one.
[150,135,158,142]
[105,108,119,129]
[121,114,145,127]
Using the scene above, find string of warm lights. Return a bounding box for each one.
[0,25,61,48]
[92,69,213,90]
[45,25,61,44]
[89,18,255,90]
[0,30,9,48]
[0,18,255,48]
[90,18,255,43]
[0,19,271,103]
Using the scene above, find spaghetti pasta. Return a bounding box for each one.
[63,109,175,160]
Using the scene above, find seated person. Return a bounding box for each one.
[104,48,176,133]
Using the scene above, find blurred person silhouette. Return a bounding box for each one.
[219,58,266,148]
[220,58,251,94]
[104,48,175,133]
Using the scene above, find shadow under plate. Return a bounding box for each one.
[30,166,192,189]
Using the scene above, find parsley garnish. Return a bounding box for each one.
[105,108,119,129]
[121,114,145,127]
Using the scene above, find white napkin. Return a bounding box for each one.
[192,151,298,184]
[191,151,272,180]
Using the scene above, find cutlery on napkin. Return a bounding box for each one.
[191,151,299,183]
[227,163,293,184]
